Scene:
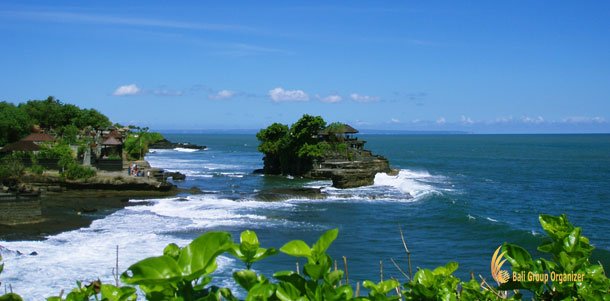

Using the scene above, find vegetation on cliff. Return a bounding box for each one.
[0,96,111,146]
[1,214,607,300]
[257,114,328,175]
[256,115,367,176]
[123,127,164,160]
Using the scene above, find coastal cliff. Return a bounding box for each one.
[307,155,392,188]
[19,170,176,192]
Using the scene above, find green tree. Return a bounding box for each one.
[59,124,80,144]
[17,96,111,130]
[256,123,289,174]
[18,96,64,129]
[257,114,328,175]
[73,108,111,129]
[0,101,33,145]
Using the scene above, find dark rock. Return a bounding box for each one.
[255,187,324,201]
[30,251,38,256]
[164,171,186,181]
[252,169,265,174]
[149,139,206,150]
[307,156,391,189]
[80,208,98,213]
[187,186,203,194]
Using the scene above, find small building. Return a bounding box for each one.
[20,133,55,145]
[100,136,123,158]
[318,123,366,150]
[0,140,41,154]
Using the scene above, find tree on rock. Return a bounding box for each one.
[256,114,327,175]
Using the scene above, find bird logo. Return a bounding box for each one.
[491,245,510,284]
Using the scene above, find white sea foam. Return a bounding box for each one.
[373,169,440,199]
[0,195,300,299]
[174,147,200,152]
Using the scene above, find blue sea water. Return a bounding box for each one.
[1,134,609,299]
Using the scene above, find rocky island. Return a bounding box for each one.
[256,115,394,188]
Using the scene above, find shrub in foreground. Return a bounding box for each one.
[0,214,608,300]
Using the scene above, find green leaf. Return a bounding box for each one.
[324,270,344,285]
[246,283,276,301]
[537,240,555,253]
[252,247,278,263]
[0,294,23,301]
[240,230,260,254]
[177,231,233,280]
[280,240,312,258]
[304,263,327,281]
[312,228,338,255]
[539,214,572,240]
[100,284,137,301]
[332,285,354,300]
[364,279,399,295]
[233,270,259,291]
[563,227,581,253]
[163,243,181,260]
[276,282,303,301]
[121,255,183,285]
[503,243,533,270]
[273,271,307,293]
[432,262,458,276]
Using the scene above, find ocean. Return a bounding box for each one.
[1,134,609,299]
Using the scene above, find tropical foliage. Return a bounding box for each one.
[256,114,328,175]
[1,214,607,300]
[0,96,112,146]
[123,127,165,160]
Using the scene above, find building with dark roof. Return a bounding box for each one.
[0,140,41,153]
[20,133,55,144]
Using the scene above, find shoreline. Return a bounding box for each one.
[0,160,187,238]
[0,189,185,241]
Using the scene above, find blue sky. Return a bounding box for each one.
[1,1,609,133]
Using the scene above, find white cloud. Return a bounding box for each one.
[390,118,401,124]
[521,116,545,124]
[208,89,235,100]
[268,87,309,102]
[436,117,446,124]
[494,116,514,123]
[561,116,606,124]
[317,94,342,103]
[460,115,474,125]
[113,84,141,96]
[350,93,380,103]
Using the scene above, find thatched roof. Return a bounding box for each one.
[102,136,122,146]
[0,140,41,153]
[107,130,122,139]
[21,133,55,142]
[319,123,359,135]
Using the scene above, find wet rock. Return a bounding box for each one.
[308,156,391,189]
[255,187,325,201]
[164,171,186,181]
[187,186,203,194]
[149,139,206,150]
